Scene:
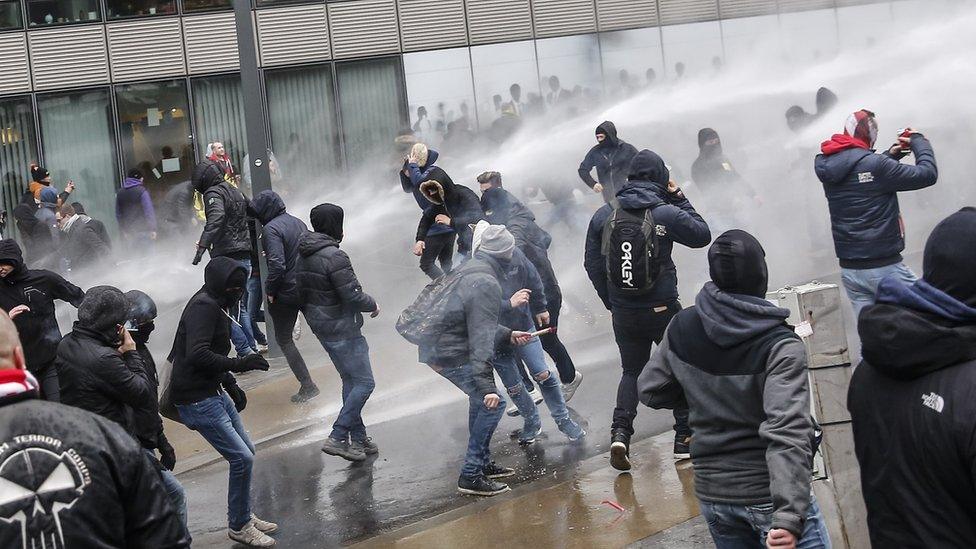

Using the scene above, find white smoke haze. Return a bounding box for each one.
[56,1,976,419]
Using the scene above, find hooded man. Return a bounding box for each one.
[168,257,275,547]
[116,168,158,252]
[691,128,759,231]
[849,208,976,547]
[400,143,457,279]
[417,170,485,259]
[251,190,318,403]
[0,310,190,548]
[814,110,938,318]
[297,204,380,463]
[13,190,47,264]
[584,149,711,467]
[638,230,830,548]
[578,121,639,203]
[0,239,84,401]
[58,202,112,272]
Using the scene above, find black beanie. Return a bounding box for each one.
[923,207,976,307]
[310,203,344,241]
[31,165,49,182]
[78,286,129,335]
[708,229,769,298]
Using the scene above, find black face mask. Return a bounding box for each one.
[130,321,155,345]
[222,288,245,308]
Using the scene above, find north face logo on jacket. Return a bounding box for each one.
[921,391,944,413]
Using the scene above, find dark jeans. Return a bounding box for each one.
[144,448,188,536]
[268,301,314,388]
[176,393,255,530]
[35,360,60,402]
[246,275,267,346]
[420,232,456,279]
[611,302,690,438]
[700,495,831,548]
[435,363,505,479]
[317,335,375,441]
[228,258,257,356]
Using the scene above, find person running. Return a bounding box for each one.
[578,121,639,203]
[401,143,457,279]
[297,204,380,462]
[584,149,711,468]
[0,239,84,401]
[417,171,485,260]
[639,230,830,548]
[115,168,158,254]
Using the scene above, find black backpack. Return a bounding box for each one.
[601,198,660,294]
[396,262,494,345]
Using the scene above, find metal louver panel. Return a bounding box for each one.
[107,18,185,82]
[466,0,533,45]
[533,0,596,38]
[398,0,467,52]
[596,0,658,31]
[328,0,400,60]
[183,13,240,74]
[778,0,835,12]
[29,26,109,91]
[835,0,876,6]
[659,0,719,25]
[0,34,31,94]
[719,0,777,18]
[257,5,331,67]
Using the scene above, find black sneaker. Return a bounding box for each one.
[321,437,366,462]
[457,475,510,496]
[291,385,320,404]
[351,437,379,455]
[673,435,691,460]
[483,461,515,479]
[610,428,631,472]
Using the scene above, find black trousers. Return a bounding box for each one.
[419,232,456,280]
[268,301,315,388]
[611,302,690,438]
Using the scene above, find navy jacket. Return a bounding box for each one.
[585,151,711,309]
[399,149,453,237]
[814,136,937,268]
[496,248,547,333]
[252,190,306,306]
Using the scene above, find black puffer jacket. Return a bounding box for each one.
[0,395,189,548]
[169,257,248,405]
[194,159,251,259]
[60,216,112,272]
[55,324,153,434]
[297,231,377,342]
[417,173,485,255]
[0,239,84,371]
[252,190,307,306]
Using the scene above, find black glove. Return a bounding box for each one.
[232,353,270,373]
[225,383,247,412]
[192,247,206,265]
[158,434,177,471]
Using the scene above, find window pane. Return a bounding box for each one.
[37,89,119,234]
[1,96,39,243]
[471,40,542,127]
[403,47,476,148]
[661,21,724,80]
[0,1,23,29]
[182,0,229,12]
[780,9,838,65]
[599,28,664,99]
[535,34,603,115]
[106,0,176,19]
[335,57,407,171]
[27,0,100,26]
[116,79,193,205]
[266,65,341,189]
[191,74,247,182]
[720,15,781,69]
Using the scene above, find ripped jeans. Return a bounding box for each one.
[493,338,574,435]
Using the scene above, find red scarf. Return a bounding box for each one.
[0,368,39,400]
[820,133,870,156]
[208,153,235,176]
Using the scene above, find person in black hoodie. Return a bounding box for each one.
[0,238,84,401]
[252,190,319,403]
[585,149,711,467]
[0,310,190,549]
[848,208,976,548]
[168,257,276,548]
[417,171,485,259]
[297,204,380,463]
[401,144,457,279]
[578,121,639,203]
[690,128,759,231]
[57,202,112,273]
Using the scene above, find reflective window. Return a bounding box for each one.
[106,0,177,19]
[471,40,541,128]
[0,97,38,236]
[600,28,664,99]
[779,9,837,65]
[403,47,476,148]
[335,57,407,172]
[836,4,892,52]
[191,74,246,184]
[661,21,724,80]
[720,15,781,68]
[115,79,193,202]
[27,0,100,26]
[535,34,603,115]
[265,64,341,190]
[37,89,119,233]
[0,1,23,29]
[182,0,228,12]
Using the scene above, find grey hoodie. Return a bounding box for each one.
[638,282,814,536]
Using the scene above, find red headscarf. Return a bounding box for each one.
[821,109,878,155]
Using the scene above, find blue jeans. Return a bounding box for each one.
[319,336,375,442]
[497,339,576,433]
[436,363,505,479]
[246,274,267,346]
[492,348,541,436]
[841,262,916,320]
[176,393,256,530]
[229,258,257,356]
[700,495,831,549]
[144,448,188,536]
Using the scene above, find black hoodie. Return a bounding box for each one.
[252,190,307,305]
[0,239,84,372]
[578,121,639,201]
[417,175,485,255]
[193,159,251,260]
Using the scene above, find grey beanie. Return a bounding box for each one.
[78,286,129,334]
[478,225,516,260]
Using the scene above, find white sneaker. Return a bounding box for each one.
[229,520,276,547]
[250,514,278,534]
[293,321,302,341]
[506,403,521,417]
[257,343,270,354]
[562,372,583,403]
[527,387,543,405]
